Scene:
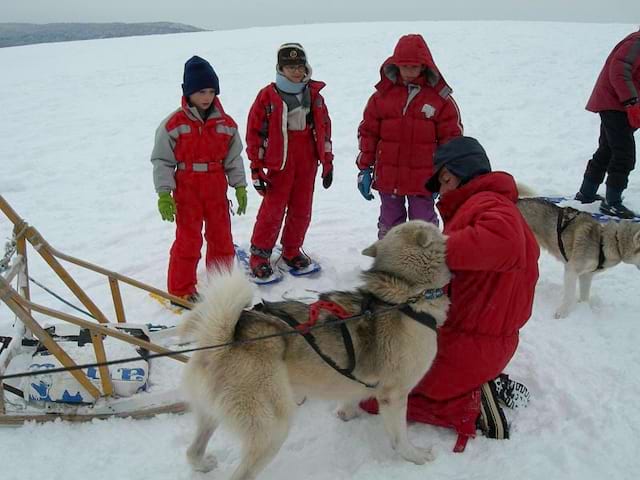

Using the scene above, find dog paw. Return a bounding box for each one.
[335,405,361,422]
[189,453,217,473]
[399,446,435,465]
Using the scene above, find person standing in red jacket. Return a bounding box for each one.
[151,56,248,302]
[360,136,539,451]
[356,34,463,238]
[246,43,333,279]
[576,29,640,219]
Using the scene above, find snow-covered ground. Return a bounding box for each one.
[1,21,639,480]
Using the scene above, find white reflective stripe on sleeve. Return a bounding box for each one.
[439,85,453,98]
[168,124,191,136]
[216,124,237,136]
[280,101,288,170]
[449,97,464,135]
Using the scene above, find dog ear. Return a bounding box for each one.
[362,242,378,257]
[415,228,432,248]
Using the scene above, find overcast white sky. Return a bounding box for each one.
[3,0,640,29]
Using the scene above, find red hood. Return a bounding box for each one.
[376,34,451,93]
[437,172,519,222]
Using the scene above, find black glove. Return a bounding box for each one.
[251,168,269,196]
[322,164,333,189]
[322,169,333,189]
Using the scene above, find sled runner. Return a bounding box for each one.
[0,194,187,425]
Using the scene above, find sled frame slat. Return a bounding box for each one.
[0,402,186,426]
[108,277,126,323]
[0,193,188,421]
[90,332,113,396]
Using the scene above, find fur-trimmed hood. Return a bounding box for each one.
[375,34,452,97]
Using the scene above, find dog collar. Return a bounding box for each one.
[422,288,445,300]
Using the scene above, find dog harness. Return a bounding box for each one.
[255,300,373,388]
[556,208,606,271]
[254,288,444,389]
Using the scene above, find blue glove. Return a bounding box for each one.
[357,168,374,201]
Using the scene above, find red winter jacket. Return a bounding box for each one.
[361,172,539,440]
[357,34,463,195]
[246,81,333,171]
[586,31,640,112]
[168,97,238,168]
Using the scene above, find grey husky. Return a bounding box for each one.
[517,197,640,318]
[178,221,451,480]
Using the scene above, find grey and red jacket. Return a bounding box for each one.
[245,81,333,171]
[357,34,463,196]
[151,96,247,193]
[586,31,640,112]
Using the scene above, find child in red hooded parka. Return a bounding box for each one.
[246,43,334,279]
[357,34,463,238]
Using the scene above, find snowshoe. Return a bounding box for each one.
[169,292,200,310]
[279,252,321,277]
[234,244,283,285]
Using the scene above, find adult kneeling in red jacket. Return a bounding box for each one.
[360,136,539,451]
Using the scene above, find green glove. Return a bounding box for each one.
[157,192,176,222]
[235,186,248,215]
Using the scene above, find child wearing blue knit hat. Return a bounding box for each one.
[182,55,220,97]
[150,55,248,304]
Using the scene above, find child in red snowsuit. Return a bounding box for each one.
[246,43,333,278]
[151,56,248,300]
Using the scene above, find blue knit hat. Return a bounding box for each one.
[182,56,220,97]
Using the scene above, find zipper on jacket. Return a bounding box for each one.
[402,84,421,116]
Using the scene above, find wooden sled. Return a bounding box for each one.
[0,194,190,425]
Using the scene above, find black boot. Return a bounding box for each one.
[477,380,510,439]
[283,254,311,270]
[574,191,604,204]
[600,201,637,219]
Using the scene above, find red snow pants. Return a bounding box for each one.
[168,165,234,296]
[251,130,318,258]
[360,388,481,442]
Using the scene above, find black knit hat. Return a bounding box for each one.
[277,43,307,68]
[182,56,220,97]
[425,136,492,193]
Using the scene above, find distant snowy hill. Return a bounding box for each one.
[0,22,206,48]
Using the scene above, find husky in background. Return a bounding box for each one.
[517,197,640,318]
[179,221,450,480]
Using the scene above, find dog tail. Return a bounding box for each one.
[516,181,536,198]
[178,265,253,348]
